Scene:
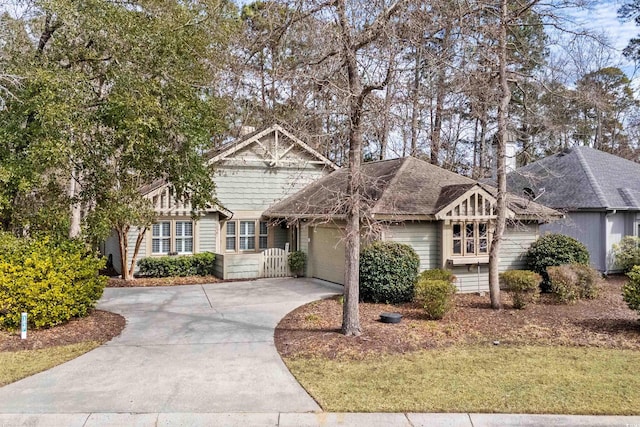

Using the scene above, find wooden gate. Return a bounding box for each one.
[262,247,290,278]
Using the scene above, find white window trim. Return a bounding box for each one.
[223,219,271,253]
[148,219,197,256]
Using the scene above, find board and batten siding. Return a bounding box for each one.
[541,212,605,271]
[384,222,441,271]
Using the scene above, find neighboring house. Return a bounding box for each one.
[103,124,337,279]
[264,156,561,293]
[507,146,640,273]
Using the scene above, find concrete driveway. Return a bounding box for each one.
[0,278,342,414]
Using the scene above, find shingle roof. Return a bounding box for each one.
[264,156,559,220]
[507,146,640,210]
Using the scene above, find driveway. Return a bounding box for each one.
[0,278,342,413]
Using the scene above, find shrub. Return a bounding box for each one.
[288,251,307,276]
[499,270,541,309]
[571,263,601,300]
[624,266,640,315]
[419,268,455,283]
[526,234,590,292]
[613,236,640,273]
[137,252,216,278]
[0,236,106,329]
[414,278,457,320]
[359,241,420,304]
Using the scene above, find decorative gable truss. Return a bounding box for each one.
[207,124,338,170]
[435,185,514,266]
[435,185,514,221]
[144,183,229,218]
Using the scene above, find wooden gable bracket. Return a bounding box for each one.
[434,185,515,221]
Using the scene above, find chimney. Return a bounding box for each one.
[239,125,256,137]
[492,131,518,180]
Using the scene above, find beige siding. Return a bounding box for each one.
[384,222,441,271]
[199,214,218,253]
[299,224,309,254]
[214,165,327,212]
[500,222,539,272]
[221,253,263,280]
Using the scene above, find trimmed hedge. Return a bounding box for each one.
[526,234,590,292]
[414,278,457,320]
[359,241,420,304]
[0,234,106,329]
[499,270,541,309]
[137,252,216,278]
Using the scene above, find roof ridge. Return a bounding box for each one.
[574,147,609,208]
[369,157,411,213]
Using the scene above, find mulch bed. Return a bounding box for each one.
[275,276,640,360]
[107,275,219,287]
[0,310,125,352]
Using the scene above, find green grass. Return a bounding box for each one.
[285,345,640,414]
[0,342,100,386]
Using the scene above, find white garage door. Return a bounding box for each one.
[310,226,345,285]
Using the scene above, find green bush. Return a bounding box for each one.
[613,236,640,273]
[414,278,457,320]
[359,241,420,304]
[526,234,590,292]
[499,270,541,309]
[624,266,640,315]
[0,235,106,329]
[137,252,216,278]
[419,268,455,283]
[288,251,307,276]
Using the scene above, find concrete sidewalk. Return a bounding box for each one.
[1,412,639,427]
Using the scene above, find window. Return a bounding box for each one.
[224,220,271,252]
[152,220,194,255]
[152,222,171,254]
[239,221,256,250]
[175,221,193,254]
[452,221,490,257]
[259,221,268,249]
[226,222,236,252]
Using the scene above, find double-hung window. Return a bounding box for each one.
[239,221,256,250]
[152,220,194,255]
[452,222,489,257]
[225,220,270,252]
[152,222,171,254]
[175,221,193,254]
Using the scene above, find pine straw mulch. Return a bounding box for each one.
[0,310,125,353]
[275,276,640,360]
[107,275,220,287]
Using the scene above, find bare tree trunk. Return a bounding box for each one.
[117,227,130,280]
[410,47,421,156]
[339,0,363,337]
[379,76,394,160]
[68,169,82,239]
[488,0,510,310]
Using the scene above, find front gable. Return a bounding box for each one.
[434,184,515,221]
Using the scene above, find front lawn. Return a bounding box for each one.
[276,276,640,414]
[286,345,640,414]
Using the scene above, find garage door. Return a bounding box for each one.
[310,226,345,285]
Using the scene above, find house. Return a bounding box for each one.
[103,124,338,279]
[264,156,561,293]
[507,146,640,273]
